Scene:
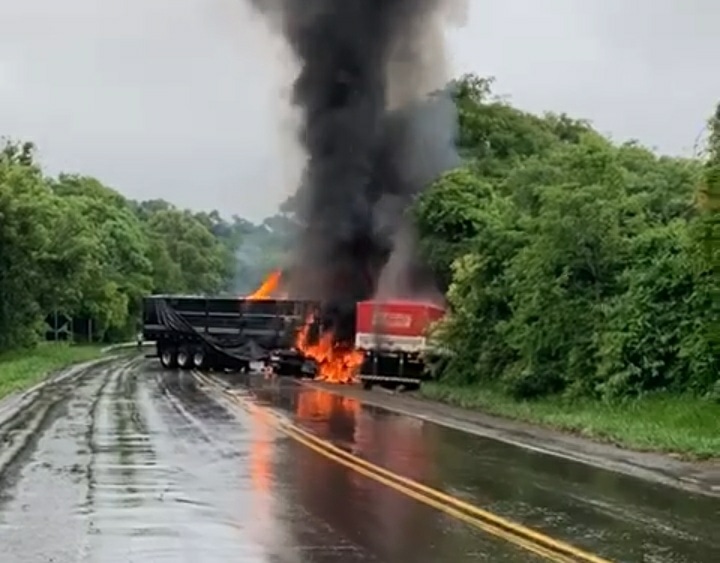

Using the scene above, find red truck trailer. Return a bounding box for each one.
[354,299,445,390]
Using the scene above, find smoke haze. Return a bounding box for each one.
[247,0,465,338]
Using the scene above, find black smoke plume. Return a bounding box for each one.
[247,0,464,342]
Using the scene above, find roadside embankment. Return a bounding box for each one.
[0,343,104,401]
[420,383,720,460]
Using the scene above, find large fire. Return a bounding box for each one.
[248,271,364,385]
[295,318,363,385]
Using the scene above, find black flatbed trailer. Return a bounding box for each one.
[142,295,320,375]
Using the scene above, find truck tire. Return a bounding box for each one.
[160,346,178,369]
[192,348,207,370]
[177,346,192,370]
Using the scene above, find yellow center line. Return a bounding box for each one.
[193,371,613,563]
[283,423,573,562]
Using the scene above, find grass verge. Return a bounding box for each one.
[0,343,105,401]
[420,383,720,459]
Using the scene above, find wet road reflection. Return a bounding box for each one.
[272,417,540,562]
[1,360,540,562]
[248,378,720,563]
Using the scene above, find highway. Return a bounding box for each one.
[0,354,718,562]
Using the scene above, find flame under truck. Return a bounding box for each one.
[354,300,445,390]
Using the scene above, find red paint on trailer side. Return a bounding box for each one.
[355,300,445,339]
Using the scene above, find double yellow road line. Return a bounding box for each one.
[192,371,613,563]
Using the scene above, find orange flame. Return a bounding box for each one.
[247,270,282,300]
[295,318,363,385]
[248,271,363,385]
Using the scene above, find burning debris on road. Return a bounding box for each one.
[244,0,466,384]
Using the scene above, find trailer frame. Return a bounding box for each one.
[142,295,320,374]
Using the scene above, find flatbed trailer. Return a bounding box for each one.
[142,295,320,375]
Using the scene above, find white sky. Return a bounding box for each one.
[1,0,718,221]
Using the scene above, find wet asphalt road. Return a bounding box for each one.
[0,356,718,562]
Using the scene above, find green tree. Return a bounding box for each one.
[50,175,154,339]
[143,208,231,295]
[415,73,718,400]
[0,138,249,351]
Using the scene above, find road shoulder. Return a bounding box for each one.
[0,353,121,429]
[298,380,720,498]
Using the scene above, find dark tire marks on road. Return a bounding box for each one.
[0,357,117,504]
[79,356,196,561]
[0,357,136,562]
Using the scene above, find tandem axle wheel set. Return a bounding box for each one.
[155,342,211,371]
[151,341,302,375]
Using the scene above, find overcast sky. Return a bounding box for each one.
[1,0,718,222]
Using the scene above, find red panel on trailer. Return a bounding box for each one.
[355,300,445,338]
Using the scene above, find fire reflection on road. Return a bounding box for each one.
[247,408,277,545]
[284,387,483,562]
[292,387,435,483]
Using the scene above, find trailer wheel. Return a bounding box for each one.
[160,346,178,369]
[362,380,374,391]
[192,349,207,370]
[177,346,192,370]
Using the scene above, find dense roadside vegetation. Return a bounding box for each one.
[0,139,289,351]
[0,140,288,392]
[413,75,720,457]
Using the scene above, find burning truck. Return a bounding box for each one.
[142,271,446,390]
[143,0,465,389]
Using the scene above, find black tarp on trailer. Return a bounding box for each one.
[142,295,321,373]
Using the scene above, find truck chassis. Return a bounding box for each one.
[357,350,428,391]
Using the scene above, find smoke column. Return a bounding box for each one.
[247,0,466,340]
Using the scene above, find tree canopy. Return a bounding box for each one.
[414,74,719,401]
[0,140,285,348]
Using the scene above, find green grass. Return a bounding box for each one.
[0,343,105,401]
[421,383,720,459]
